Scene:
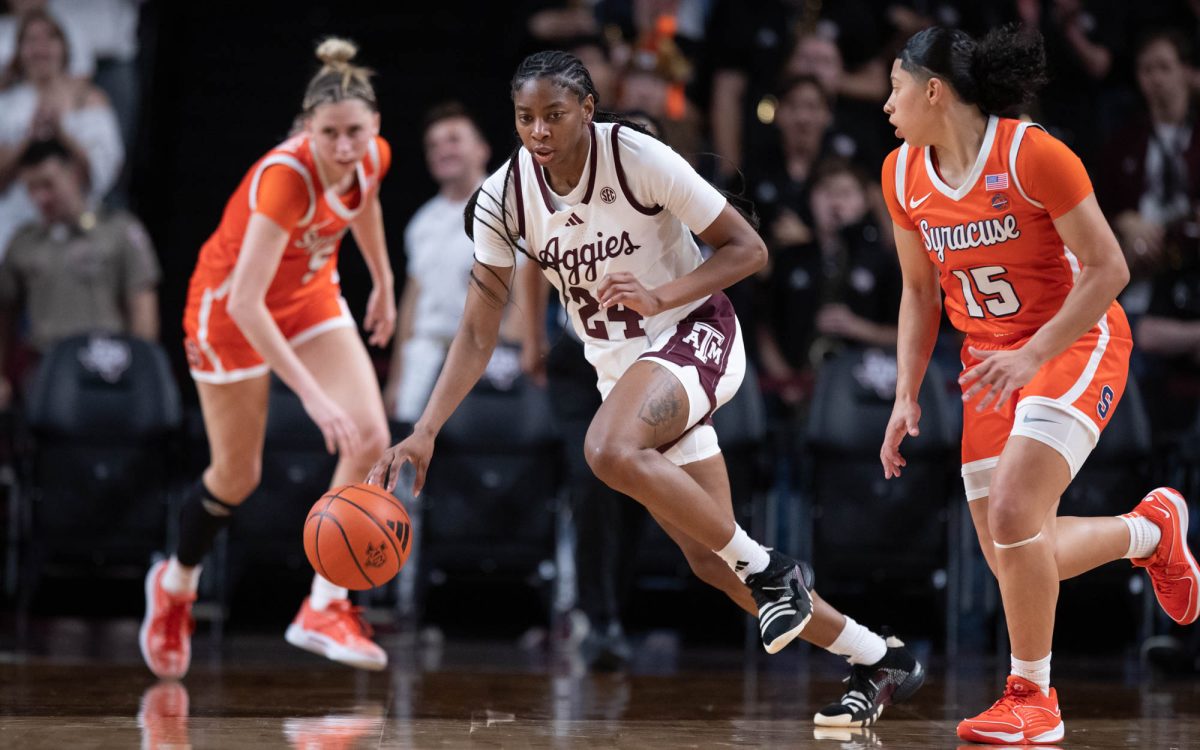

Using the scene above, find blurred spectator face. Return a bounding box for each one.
[1137,38,1188,113]
[572,43,616,106]
[787,36,843,97]
[812,171,867,234]
[423,116,489,185]
[775,80,832,148]
[618,70,667,116]
[17,16,67,82]
[21,154,83,224]
[306,99,379,172]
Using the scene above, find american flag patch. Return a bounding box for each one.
[985,173,1009,191]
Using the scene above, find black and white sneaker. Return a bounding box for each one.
[744,550,815,654]
[814,636,925,727]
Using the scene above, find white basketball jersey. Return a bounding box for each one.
[473,122,727,345]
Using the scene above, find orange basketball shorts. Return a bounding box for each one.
[959,306,1132,501]
[183,280,354,385]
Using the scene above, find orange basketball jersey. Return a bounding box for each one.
[187,132,391,316]
[882,116,1112,340]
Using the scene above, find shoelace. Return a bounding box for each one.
[325,600,374,638]
[979,683,1031,718]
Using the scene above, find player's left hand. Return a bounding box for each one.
[364,282,396,347]
[959,346,1042,413]
[597,271,664,316]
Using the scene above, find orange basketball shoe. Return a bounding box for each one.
[956,676,1064,745]
[1125,487,1200,625]
[139,559,196,680]
[285,597,388,670]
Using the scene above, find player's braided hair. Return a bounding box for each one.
[899,25,1047,117]
[464,50,758,309]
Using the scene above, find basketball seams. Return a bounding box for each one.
[340,482,408,514]
[315,510,376,589]
[330,493,403,564]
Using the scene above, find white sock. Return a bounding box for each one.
[1011,652,1052,696]
[1120,514,1162,559]
[714,524,770,582]
[827,616,888,666]
[310,574,348,611]
[161,558,200,596]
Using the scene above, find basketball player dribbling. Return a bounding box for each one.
[880,25,1200,744]
[139,38,396,679]
[367,51,924,727]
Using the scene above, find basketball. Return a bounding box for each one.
[303,483,412,590]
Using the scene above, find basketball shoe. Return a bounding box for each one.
[956,675,1064,745]
[282,712,384,750]
[744,550,814,653]
[138,681,190,749]
[285,597,388,670]
[1124,487,1200,625]
[814,635,925,727]
[139,559,196,680]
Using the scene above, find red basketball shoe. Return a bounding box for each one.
[1125,487,1200,625]
[139,559,196,680]
[285,597,387,670]
[956,675,1064,745]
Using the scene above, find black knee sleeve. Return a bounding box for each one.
[175,479,237,566]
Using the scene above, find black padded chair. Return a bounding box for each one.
[803,346,959,633]
[416,374,562,628]
[14,333,182,600]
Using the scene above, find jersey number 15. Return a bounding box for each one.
[950,265,1021,318]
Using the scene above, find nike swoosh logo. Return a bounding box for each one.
[1022,415,1059,424]
[909,192,932,209]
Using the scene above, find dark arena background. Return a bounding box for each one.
[0,1,1197,747]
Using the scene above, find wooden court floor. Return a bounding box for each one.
[1,619,1197,749]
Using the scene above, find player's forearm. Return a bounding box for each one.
[894,286,941,403]
[412,301,504,439]
[1024,259,1129,366]
[652,234,766,311]
[351,198,394,288]
[227,301,322,400]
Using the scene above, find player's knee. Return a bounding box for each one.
[207,461,261,504]
[350,422,390,466]
[584,437,636,487]
[987,493,1039,546]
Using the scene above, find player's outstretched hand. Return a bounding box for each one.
[597,271,664,317]
[301,389,362,457]
[881,399,921,479]
[366,430,434,495]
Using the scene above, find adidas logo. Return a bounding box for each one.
[734,560,748,572]
[565,212,585,226]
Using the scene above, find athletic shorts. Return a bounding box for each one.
[584,292,746,467]
[960,306,1132,501]
[183,280,354,385]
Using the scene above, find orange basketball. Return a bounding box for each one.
[303,483,412,590]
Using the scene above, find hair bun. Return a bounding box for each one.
[316,37,357,66]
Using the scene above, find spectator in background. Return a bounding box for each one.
[758,158,900,407]
[567,36,617,105]
[0,0,93,81]
[1099,30,1200,315]
[49,0,143,152]
[1025,0,1128,164]
[384,103,491,425]
[615,37,704,164]
[0,136,158,407]
[0,9,123,257]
